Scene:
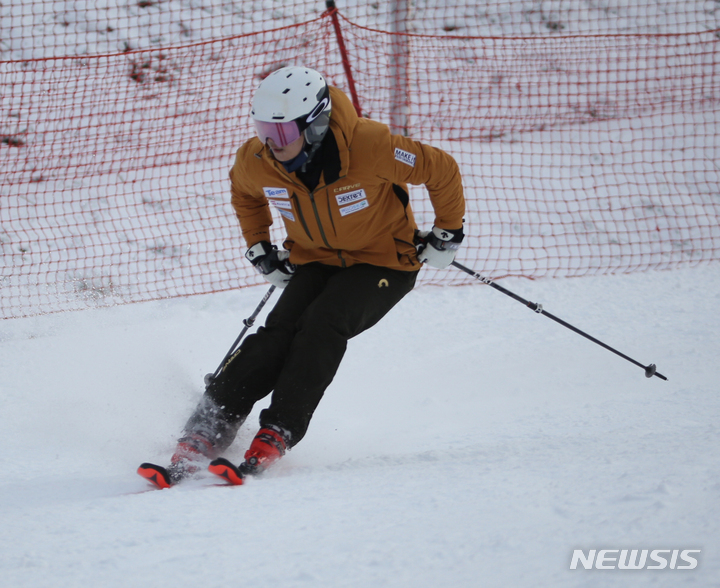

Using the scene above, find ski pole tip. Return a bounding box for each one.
[645,363,668,381]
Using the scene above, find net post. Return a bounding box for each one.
[389,0,410,135]
[324,0,363,117]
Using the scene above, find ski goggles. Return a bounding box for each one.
[253,119,302,147]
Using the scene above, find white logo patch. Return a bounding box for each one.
[394,148,416,167]
[339,199,370,217]
[263,187,289,199]
[335,189,366,207]
[278,209,296,222]
[268,199,292,211]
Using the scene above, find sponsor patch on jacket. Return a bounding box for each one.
[278,209,295,222]
[267,197,294,221]
[394,148,416,167]
[263,187,289,199]
[339,199,370,217]
[268,198,292,211]
[335,189,366,207]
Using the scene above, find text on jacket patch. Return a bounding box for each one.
[334,183,361,193]
[268,199,292,211]
[268,197,295,222]
[263,187,289,199]
[394,148,416,167]
[335,189,366,206]
[277,209,296,221]
[339,199,370,217]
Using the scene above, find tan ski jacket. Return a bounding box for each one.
[230,86,465,271]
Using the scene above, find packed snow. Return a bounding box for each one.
[0,263,718,587]
[1,1,719,586]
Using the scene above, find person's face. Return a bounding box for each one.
[267,135,305,162]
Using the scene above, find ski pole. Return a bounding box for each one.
[204,285,276,386]
[451,261,667,381]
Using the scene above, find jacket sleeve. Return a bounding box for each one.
[375,128,465,231]
[229,144,274,247]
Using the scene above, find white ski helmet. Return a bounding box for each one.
[251,66,332,147]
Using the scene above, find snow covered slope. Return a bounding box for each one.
[1,2,718,586]
[0,263,718,587]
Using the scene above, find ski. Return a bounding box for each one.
[133,465,229,494]
[137,460,245,490]
[138,458,264,489]
[208,457,247,486]
[137,462,175,489]
[136,461,201,489]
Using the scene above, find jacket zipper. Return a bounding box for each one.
[309,192,331,248]
[310,191,346,268]
[291,193,314,241]
[281,164,347,268]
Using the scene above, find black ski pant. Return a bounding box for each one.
[204,262,418,448]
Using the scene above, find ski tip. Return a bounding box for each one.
[137,462,173,490]
[208,458,245,486]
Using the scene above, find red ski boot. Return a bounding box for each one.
[209,426,289,485]
[243,426,288,474]
[138,434,214,489]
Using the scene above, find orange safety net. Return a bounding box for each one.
[1,6,719,318]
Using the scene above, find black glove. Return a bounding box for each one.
[416,226,464,269]
[245,241,296,288]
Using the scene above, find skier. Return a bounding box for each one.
[139,66,465,488]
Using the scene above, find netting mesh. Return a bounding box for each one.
[2,1,719,318]
[3,1,718,61]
